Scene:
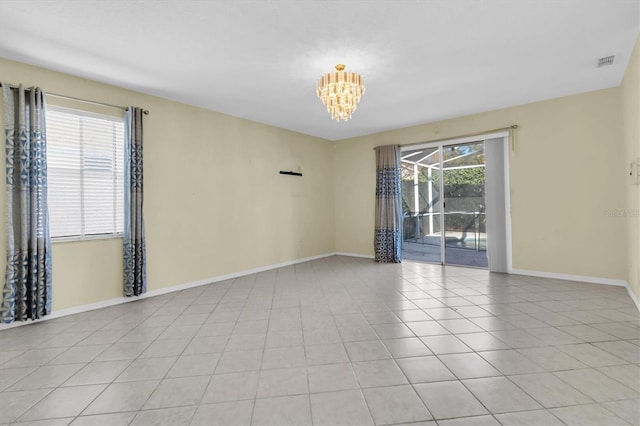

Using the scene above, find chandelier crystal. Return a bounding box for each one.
[316,64,365,121]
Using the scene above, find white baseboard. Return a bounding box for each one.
[3,254,637,330]
[141,252,337,299]
[335,252,375,259]
[511,268,639,312]
[0,252,337,330]
[510,268,627,287]
[336,257,640,312]
[624,284,640,312]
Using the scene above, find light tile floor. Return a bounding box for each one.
[0,255,638,425]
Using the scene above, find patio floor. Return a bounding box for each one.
[403,232,488,268]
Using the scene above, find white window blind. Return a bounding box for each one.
[46,106,125,239]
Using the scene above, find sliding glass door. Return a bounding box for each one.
[442,141,487,267]
[401,147,442,263]
[401,139,494,268]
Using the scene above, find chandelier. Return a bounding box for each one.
[316,64,365,121]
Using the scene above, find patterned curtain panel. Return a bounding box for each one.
[1,85,52,323]
[123,107,147,296]
[374,144,403,263]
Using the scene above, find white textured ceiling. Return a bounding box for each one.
[0,0,638,141]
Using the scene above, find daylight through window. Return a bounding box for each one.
[46,106,124,239]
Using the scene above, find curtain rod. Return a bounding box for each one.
[0,82,149,115]
[394,125,518,149]
[47,93,150,115]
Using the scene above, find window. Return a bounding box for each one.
[46,106,124,239]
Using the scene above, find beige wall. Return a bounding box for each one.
[0,49,636,314]
[622,35,640,300]
[0,57,336,311]
[334,88,627,282]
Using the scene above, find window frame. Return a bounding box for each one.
[46,104,125,242]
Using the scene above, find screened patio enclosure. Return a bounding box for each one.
[401,141,488,267]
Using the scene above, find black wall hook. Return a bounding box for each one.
[279,171,303,177]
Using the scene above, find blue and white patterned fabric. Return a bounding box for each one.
[123,107,146,296]
[374,145,403,263]
[1,85,52,323]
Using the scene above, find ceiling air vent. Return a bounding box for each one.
[597,56,615,67]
